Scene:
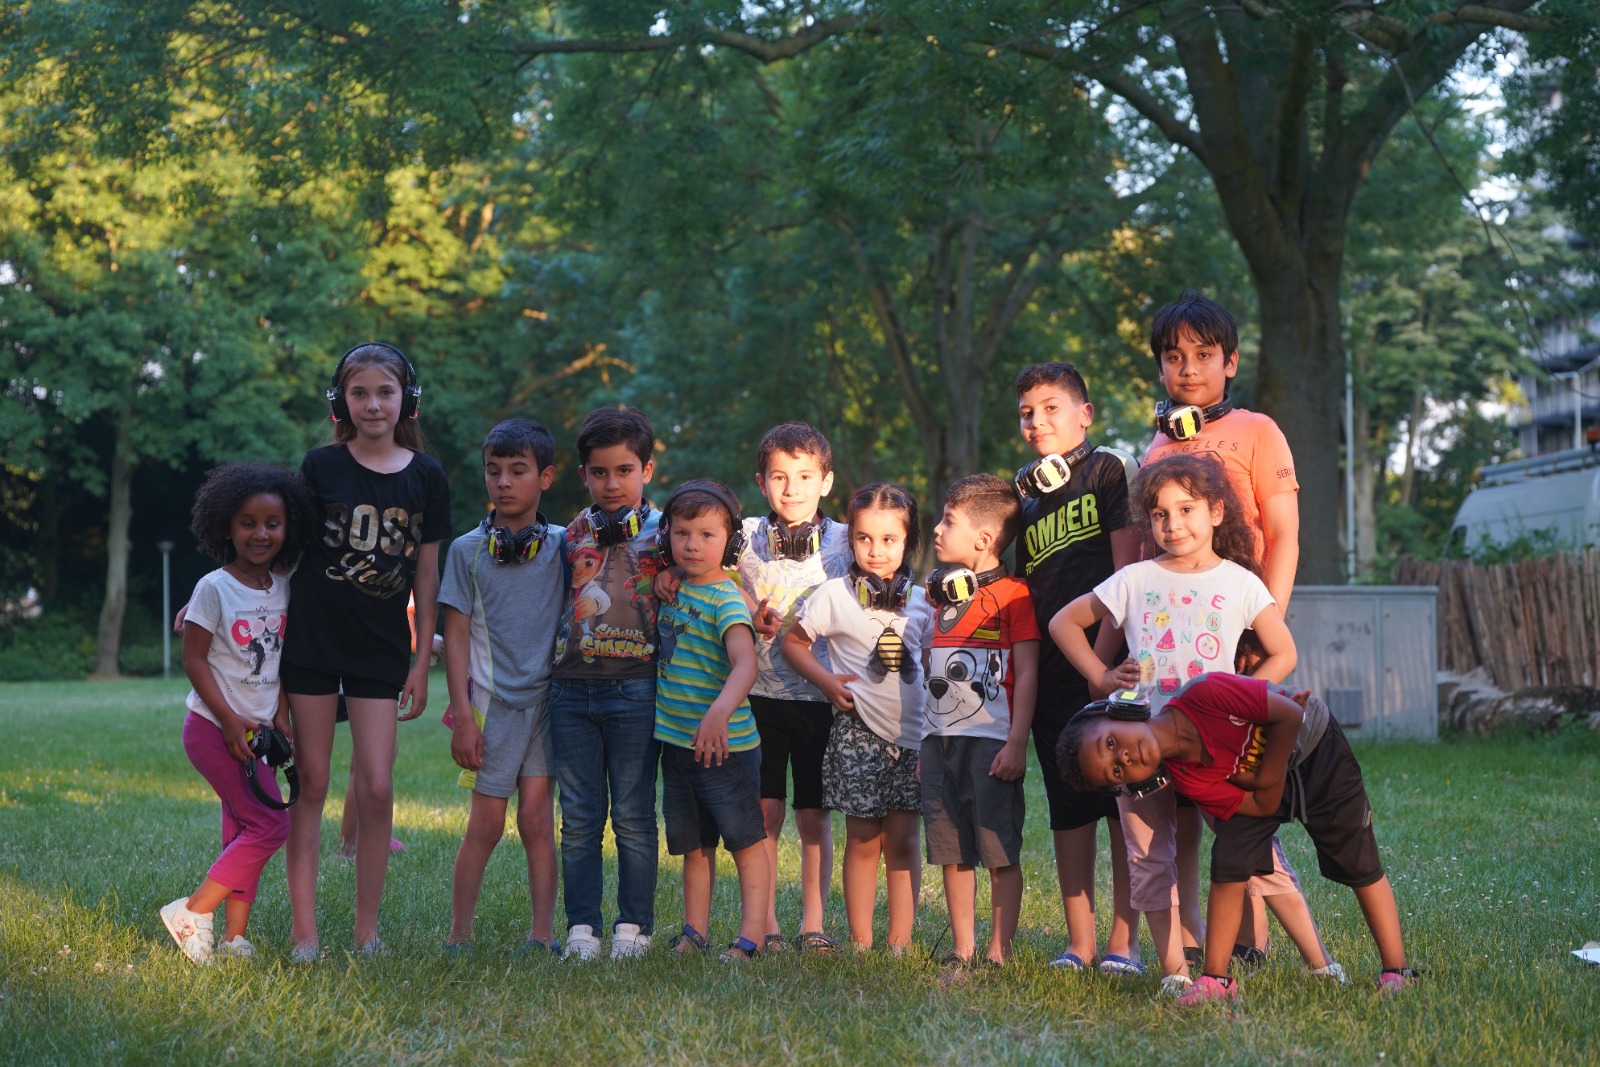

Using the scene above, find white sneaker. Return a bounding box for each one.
[159,898,215,965]
[562,925,601,961]
[1159,973,1194,998]
[610,923,651,960]
[216,936,256,960]
[1308,960,1349,984]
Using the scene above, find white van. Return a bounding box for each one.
[1449,446,1600,552]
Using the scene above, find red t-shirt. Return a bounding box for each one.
[1163,673,1270,819]
[924,574,1039,741]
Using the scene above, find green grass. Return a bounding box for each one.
[2,675,1598,1065]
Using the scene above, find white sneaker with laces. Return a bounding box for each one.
[1159,973,1194,998]
[610,923,651,960]
[217,935,256,960]
[1308,960,1348,984]
[159,898,215,965]
[562,924,601,961]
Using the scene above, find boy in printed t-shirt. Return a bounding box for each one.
[921,475,1039,968]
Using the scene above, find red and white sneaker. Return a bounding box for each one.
[1175,973,1239,1006]
[1378,967,1420,994]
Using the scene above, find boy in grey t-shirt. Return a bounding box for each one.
[440,418,566,954]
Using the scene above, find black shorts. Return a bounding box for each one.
[1209,720,1384,888]
[280,662,401,703]
[749,695,831,809]
[660,744,767,856]
[1033,697,1120,831]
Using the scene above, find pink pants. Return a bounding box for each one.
[182,712,289,904]
[1117,789,1301,913]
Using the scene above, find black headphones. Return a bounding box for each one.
[1153,397,1234,442]
[483,511,549,565]
[766,514,826,561]
[588,503,651,547]
[1015,438,1095,499]
[326,342,422,422]
[1070,689,1171,800]
[850,563,914,611]
[658,479,747,569]
[244,725,299,810]
[926,564,1007,606]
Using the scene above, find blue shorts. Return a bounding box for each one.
[660,744,766,856]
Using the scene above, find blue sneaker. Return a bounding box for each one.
[1049,949,1088,970]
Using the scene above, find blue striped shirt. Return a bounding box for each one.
[653,579,758,751]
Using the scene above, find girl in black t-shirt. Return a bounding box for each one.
[279,342,452,961]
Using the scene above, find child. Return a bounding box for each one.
[280,342,451,960]
[549,406,664,961]
[921,475,1039,967]
[1013,361,1144,972]
[162,462,317,963]
[1057,673,1419,1002]
[784,483,932,953]
[1051,455,1334,994]
[1144,290,1302,961]
[440,418,565,955]
[652,479,770,960]
[738,422,850,951]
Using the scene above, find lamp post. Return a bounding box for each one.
[157,540,174,679]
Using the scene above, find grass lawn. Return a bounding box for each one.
[2,675,1598,1065]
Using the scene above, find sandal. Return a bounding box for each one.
[1231,944,1267,971]
[763,933,789,954]
[795,930,838,953]
[667,924,708,954]
[719,935,760,962]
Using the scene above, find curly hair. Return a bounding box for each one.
[190,462,319,569]
[1132,455,1260,574]
[1054,712,1100,793]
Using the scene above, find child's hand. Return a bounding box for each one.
[821,673,859,713]
[220,712,253,763]
[272,711,295,745]
[654,567,683,604]
[451,717,484,772]
[172,601,190,635]
[989,739,1027,782]
[398,661,428,721]
[573,596,599,621]
[1092,658,1141,698]
[692,707,732,767]
[751,597,781,639]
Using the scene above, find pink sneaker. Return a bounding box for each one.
[1378,967,1419,994]
[1175,974,1240,1006]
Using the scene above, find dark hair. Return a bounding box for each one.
[190,462,319,569]
[846,482,920,562]
[331,343,428,452]
[944,474,1023,555]
[1054,712,1101,792]
[1149,290,1239,361]
[756,421,833,476]
[577,406,654,467]
[664,478,741,538]
[483,417,555,469]
[1133,455,1260,573]
[1015,362,1089,403]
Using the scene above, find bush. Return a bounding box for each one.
[0,606,97,681]
[118,641,168,677]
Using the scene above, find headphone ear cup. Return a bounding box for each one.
[657,517,675,566]
[722,529,747,569]
[327,388,350,423]
[400,383,421,420]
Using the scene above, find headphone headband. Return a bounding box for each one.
[327,342,422,422]
[1153,397,1233,442]
[659,479,747,569]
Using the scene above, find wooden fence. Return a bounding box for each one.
[1394,551,1600,691]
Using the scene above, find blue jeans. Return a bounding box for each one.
[549,676,660,933]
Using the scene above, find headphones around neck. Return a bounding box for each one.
[1015,438,1095,499]
[1153,396,1234,442]
[766,514,826,561]
[658,479,747,569]
[483,511,549,565]
[589,503,651,547]
[927,564,1007,606]
[327,342,422,422]
[244,725,300,810]
[850,563,914,611]
[1071,689,1172,800]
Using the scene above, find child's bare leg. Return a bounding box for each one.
[1201,880,1248,977]
[1106,817,1138,958]
[344,697,399,945]
[679,847,716,952]
[449,793,508,943]
[339,765,359,855]
[943,865,977,959]
[842,815,884,948]
[1054,825,1099,961]
[987,865,1022,964]
[1175,805,1205,950]
[1145,906,1187,977]
[516,776,557,946]
[882,809,921,949]
[794,807,833,935]
[184,878,234,930]
[1352,875,1407,970]
[729,839,774,950]
[1238,895,1270,953]
[1262,891,1330,968]
[285,693,337,950]
[760,798,786,936]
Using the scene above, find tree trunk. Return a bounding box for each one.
[1351,394,1378,576]
[91,405,134,679]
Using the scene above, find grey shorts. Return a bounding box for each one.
[473,690,555,798]
[920,735,1025,868]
